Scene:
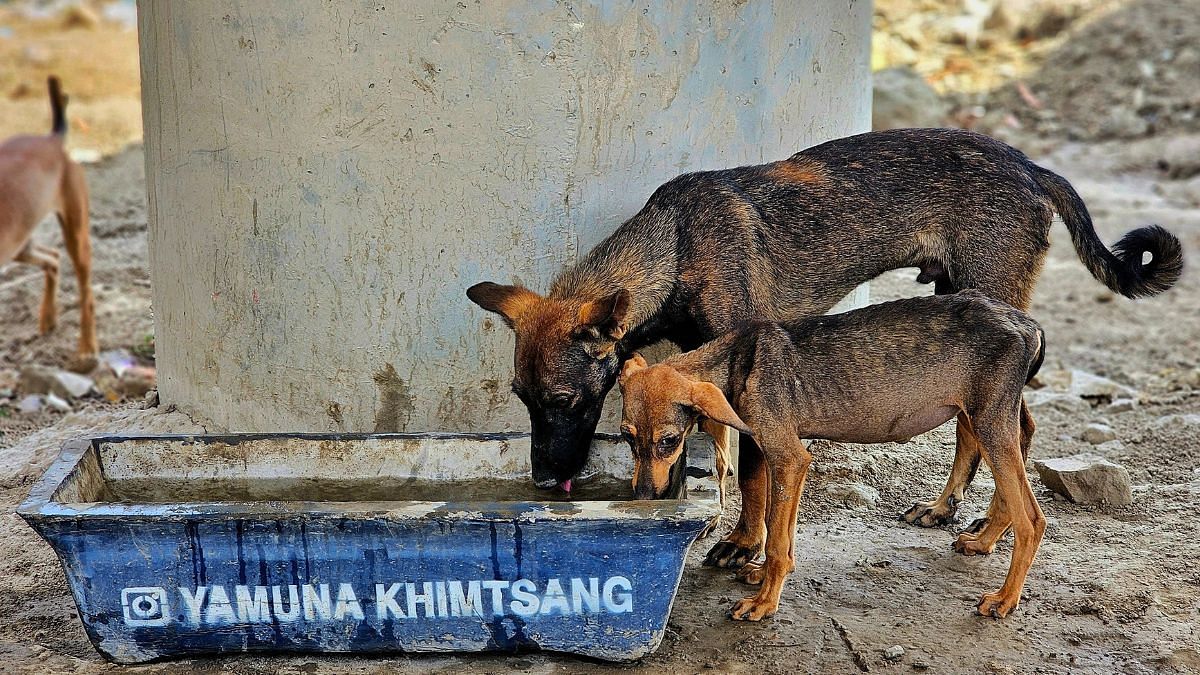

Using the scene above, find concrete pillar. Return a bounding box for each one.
[139,1,872,433]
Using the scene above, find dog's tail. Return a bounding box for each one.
[1032,165,1182,298]
[48,76,67,136]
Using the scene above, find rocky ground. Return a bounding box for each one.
[1,0,1199,673]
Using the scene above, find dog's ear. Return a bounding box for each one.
[466,282,541,328]
[577,289,631,340]
[619,352,648,383]
[690,381,753,436]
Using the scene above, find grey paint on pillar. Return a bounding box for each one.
[139,1,872,433]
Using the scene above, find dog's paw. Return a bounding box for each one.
[729,595,778,621]
[698,514,722,540]
[703,539,763,569]
[735,561,767,586]
[952,532,995,556]
[38,312,58,336]
[976,590,1019,618]
[963,516,991,535]
[901,498,958,527]
[68,352,99,375]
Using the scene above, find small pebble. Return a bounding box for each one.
[884,645,905,661]
[45,393,72,413]
[1080,423,1117,445]
[1106,398,1137,414]
[18,395,42,414]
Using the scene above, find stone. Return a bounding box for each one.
[872,67,949,131]
[1159,134,1200,180]
[883,645,905,661]
[60,4,100,30]
[18,395,42,414]
[825,482,879,510]
[1068,370,1137,403]
[53,371,94,398]
[44,393,71,413]
[1080,423,1117,445]
[18,365,94,399]
[1025,390,1089,414]
[18,366,56,396]
[1106,398,1137,414]
[1154,414,1200,431]
[119,366,157,398]
[97,349,137,377]
[1033,455,1133,506]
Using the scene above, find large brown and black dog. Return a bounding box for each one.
[467,128,1182,566]
[0,77,96,370]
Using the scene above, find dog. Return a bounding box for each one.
[466,128,1181,565]
[619,291,1047,621]
[0,77,96,371]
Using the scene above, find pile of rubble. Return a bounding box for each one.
[0,350,155,417]
[872,0,1200,141]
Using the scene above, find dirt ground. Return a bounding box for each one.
[1,1,1199,674]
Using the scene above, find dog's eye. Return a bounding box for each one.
[547,392,575,408]
[658,434,680,449]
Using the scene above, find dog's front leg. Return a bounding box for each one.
[730,433,810,621]
[697,418,731,538]
[704,432,767,568]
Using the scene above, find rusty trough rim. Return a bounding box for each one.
[17,433,721,524]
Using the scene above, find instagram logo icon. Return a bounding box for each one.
[121,587,170,627]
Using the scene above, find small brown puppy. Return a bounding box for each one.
[0,77,96,370]
[619,291,1046,621]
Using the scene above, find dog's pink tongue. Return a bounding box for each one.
[560,479,572,494]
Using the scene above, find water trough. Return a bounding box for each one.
[19,433,720,663]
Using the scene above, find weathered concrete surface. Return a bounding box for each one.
[139,1,872,433]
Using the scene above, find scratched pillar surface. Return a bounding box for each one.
[139,1,872,433]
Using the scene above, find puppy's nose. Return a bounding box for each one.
[632,483,659,500]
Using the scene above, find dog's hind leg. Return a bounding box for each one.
[970,408,1046,618]
[57,161,98,370]
[952,414,1011,555]
[13,242,60,335]
[704,432,767,569]
[1019,397,1035,461]
[907,232,1046,530]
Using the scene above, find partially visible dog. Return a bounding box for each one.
[619,291,1047,621]
[0,77,96,370]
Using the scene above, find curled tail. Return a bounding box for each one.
[1032,165,1182,298]
[48,76,67,136]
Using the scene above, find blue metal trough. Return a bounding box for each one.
[19,433,719,663]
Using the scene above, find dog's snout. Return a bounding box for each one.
[632,481,661,500]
